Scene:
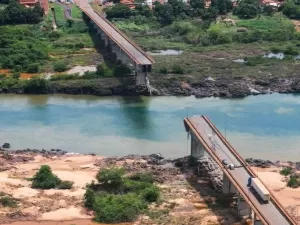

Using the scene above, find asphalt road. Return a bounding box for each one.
[76,0,153,65]
[187,116,291,225]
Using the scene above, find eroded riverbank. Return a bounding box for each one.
[0,150,299,224]
[1,76,300,98]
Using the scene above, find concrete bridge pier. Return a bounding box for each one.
[190,131,205,158]
[222,173,237,194]
[237,194,251,218]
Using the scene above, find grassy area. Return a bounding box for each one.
[235,14,293,31]
[109,12,300,81]
[70,4,83,19]
[0,3,100,73]
[49,3,65,23]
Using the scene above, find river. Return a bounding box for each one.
[0,93,299,161]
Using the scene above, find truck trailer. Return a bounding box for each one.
[248,177,270,203]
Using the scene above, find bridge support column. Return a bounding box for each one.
[253,213,263,225]
[222,173,237,194]
[237,194,251,218]
[190,131,205,157]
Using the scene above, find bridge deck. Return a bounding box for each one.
[76,0,154,65]
[184,116,294,225]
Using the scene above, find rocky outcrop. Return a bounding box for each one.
[245,158,274,168]
[1,75,300,98]
[197,156,223,192]
[151,76,299,98]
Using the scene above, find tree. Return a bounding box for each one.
[263,4,276,16]
[105,4,133,19]
[53,61,68,72]
[153,2,174,26]
[0,0,44,24]
[66,19,74,27]
[281,0,300,19]
[233,0,259,18]
[27,63,39,73]
[135,5,152,17]
[190,0,205,9]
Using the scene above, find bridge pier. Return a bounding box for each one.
[237,194,251,218]
[222,173,237,194]
[190,131,205,158]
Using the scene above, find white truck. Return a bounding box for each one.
[248,177,270,203]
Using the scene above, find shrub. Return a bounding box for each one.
[245,56,266,66]
[24,77,48,94]
[75,42,84,48]
[57,180,74,189]
[280,167,292,176]
[128,172,154,184]
[141,186,159,202]
[114,64,131,76]
[27,63,40,73]
[93,193,147,223]
[172,65,184,74]
[53,62,68,72]
[122,180,153,194]
[284,46,299,55]
[96,64,114,77]
[159,67,168,74]
[269,46,282,53]
[50,74,79,81]
[12,72,20,79]
[287,175,300,188]
[31,165,61,189]
[84,188,95,209]
[96,167,125,189]
[0,196,17,207]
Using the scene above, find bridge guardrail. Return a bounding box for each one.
[202,115,296,225]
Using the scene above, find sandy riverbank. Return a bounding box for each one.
[0,152,245,225]
[250,166,300,219]
[0,151,299,225]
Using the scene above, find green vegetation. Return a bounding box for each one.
[84,168,160,223]
[280,167,293,176]
[53,62,69,72]
[0,0,44,25]
[0,196,18,207]
[0,2,94,73]
[287,175,300,188]
[31,165,74,189]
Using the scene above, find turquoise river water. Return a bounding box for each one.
[0,93,300,161]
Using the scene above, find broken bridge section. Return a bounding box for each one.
[184,115,296,225]
[75,0,154,86]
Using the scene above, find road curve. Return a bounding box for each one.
[184,115,295,225]
[74,0,154,65]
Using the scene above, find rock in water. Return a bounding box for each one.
[2,143,10,148]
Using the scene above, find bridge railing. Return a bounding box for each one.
[202,115,296,225]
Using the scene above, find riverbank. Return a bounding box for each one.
[0,149,243,225]
[0,148,300,224]
[1,75,300,98]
